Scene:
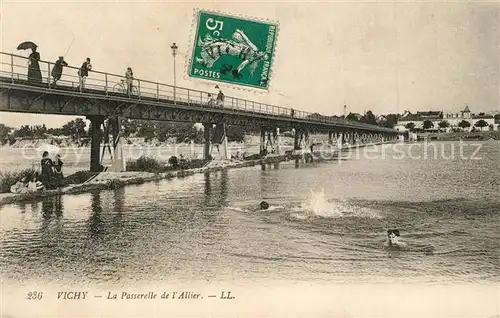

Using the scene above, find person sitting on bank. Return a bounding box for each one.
[10,177,29,194]
[27,175,43,192]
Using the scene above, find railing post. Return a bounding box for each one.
[187,89,190,105]
[245,100,247,111]
[105,73,108,94]
[47,62,51,89]
[157,82,160,100]
[200,91,203,105]
[137,79,141,99]
[10,54,14,83]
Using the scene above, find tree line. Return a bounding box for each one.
[0,118,257,145]
[404,119,492,132]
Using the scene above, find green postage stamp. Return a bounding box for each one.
[188,10,279,90]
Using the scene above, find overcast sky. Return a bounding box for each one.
[1,0,498,128]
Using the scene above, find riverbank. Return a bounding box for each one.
[416,131,500,141]
[0,155,288,207]
[0,140,397,207]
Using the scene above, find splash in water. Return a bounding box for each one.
[291,189,381,219]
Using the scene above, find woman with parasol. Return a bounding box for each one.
[28,47,42,83]
[18,41,42,83]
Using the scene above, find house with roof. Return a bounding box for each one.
[395,106,498,132]
[395,110,443,132]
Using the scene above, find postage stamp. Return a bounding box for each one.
[187,10,279,90]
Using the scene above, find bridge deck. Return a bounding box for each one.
[0,52,397,133]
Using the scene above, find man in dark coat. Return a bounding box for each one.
[77,57,92,89]
[51,56,68,85]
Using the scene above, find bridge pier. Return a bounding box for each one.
[260,128,267,155]
[87,115,105,172]
[203,123,212,160]
[328,131,333,145]
[220,123,228,160]
[294,128,300,150]
[304,130,310,152]
[273,127,280,155]
[109,116,125,172]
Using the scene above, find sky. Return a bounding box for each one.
[0,0,499,128]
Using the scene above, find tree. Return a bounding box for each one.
[0,123,12,139]
[405,122,416,131]
[13,125,33,138]
[346,112,360,122]
[438,120,450,131]
[383,114,399,128]
[61,119,87,140]
[422,120,434,130]
[360,110,377,125]
[458,120,471,130]
[474,119,488,131]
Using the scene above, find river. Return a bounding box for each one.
[1,141,499,288]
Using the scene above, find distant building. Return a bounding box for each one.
[395,106,498,132]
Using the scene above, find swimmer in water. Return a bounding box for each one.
[260,201,269,210]
[386,229,406,248]
[385,229,436,255]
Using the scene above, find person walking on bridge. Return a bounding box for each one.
[27,47,42,83]
[215,85,224,108]
[77,57,92,89]
[51,56,68,85]
[125,67,134,95]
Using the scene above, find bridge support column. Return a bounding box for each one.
[260,128,267,155]
[294,129,300,150]
[110,116,125,172]
[203,123,212,160]
[337,132,343,149]
[88,115,105,172]
[273,127,280,155]
[304,130,310,152]
[220,123,228,160]
[328,131,333,145]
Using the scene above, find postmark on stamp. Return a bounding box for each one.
[187,10,278,90]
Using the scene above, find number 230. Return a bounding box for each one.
[206,18,224,36]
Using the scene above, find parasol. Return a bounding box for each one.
[17,41,38,50]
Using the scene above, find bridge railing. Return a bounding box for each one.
[0,52,394,132]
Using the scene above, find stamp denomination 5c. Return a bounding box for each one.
[188,10,278,90]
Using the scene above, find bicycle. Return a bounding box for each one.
[113,79,139,96]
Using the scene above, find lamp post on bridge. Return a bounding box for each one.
[170,42,178,104]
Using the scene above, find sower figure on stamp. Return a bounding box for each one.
[196,29,268,79]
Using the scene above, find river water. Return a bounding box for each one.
[1,141,499,288]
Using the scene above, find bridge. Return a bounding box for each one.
[0,52,401,171]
